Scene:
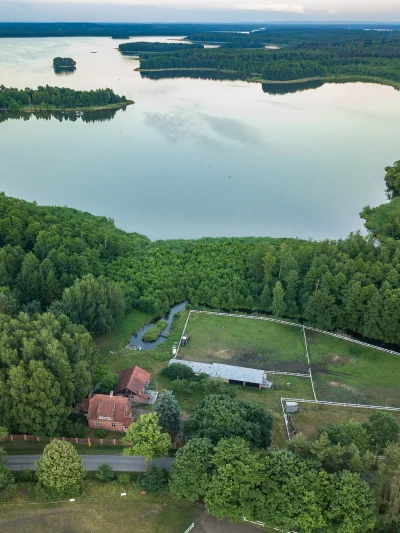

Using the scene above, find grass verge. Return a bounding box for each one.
[0,480,203,533]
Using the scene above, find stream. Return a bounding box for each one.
[129,301,187,350]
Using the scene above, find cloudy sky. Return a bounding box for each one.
[1,0,400,22]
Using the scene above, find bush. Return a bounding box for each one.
[161,363,195,381]
[17,468,33,482]
[140,465,168,493]
[96,429,109,439]
[96,463,115,482]
[64,420,87,438]
[203,378,236,398]
[117,473,131,486]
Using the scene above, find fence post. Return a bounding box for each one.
[24,434,26,441]
[113,439,116,445]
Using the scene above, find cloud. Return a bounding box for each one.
[328,8,337,14]
[236,3,305,12]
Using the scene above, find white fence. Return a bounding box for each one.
[265,371,310,378]
[182,524,194,533]
[190,310,400,357]
[281,398,400,411]
[281,397,400,442]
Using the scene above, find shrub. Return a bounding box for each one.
[18,468,33,482]
[96,463,115,482]
[96,429,109,439]
[64,420,87,438]
[203,378,236,398]
[117,473,131,486]
[140,464,168,493]
[161,363,195,381]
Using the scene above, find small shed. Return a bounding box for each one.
[180,334,191,345]
[285,401,298,414]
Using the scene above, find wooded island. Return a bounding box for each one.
[0,85,133,112]
[118,42,204,55]
[53,57,76,72]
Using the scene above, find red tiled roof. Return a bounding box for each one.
[88,394,132,423]
[115,366,151,395]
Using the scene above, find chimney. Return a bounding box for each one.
[109,391,113,397]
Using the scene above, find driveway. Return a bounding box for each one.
[5,455,174,472]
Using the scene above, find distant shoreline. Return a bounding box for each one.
[136,68,400,90]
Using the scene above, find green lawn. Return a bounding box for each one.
[2,440,125,456]
[0,480,203,533]
[292,402,400,440]
[305,331,400,407]
[177,313,307,371]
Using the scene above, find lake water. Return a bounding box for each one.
[1,36,400,241]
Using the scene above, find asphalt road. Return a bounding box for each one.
[5,455,174,472]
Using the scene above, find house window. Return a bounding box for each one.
[95,422,100,427]
[123,426,128,430]
[111,423,116,428]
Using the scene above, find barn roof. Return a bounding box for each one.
[115,366,151,395]
[88,394,132,423]
[169,360,265,385]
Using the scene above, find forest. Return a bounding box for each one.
[0,85,131,111]
[137,28,400,85]
[53,57,76,72]
[0,160,399,439]
[139,47,400,84]
[118,42,203,54]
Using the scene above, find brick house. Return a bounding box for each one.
[114,366,151,404]
[87,393,134,432]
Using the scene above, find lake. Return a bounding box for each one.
[1,36,400,241]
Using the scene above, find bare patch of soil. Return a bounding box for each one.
[329,381,352,390]
[214,349,234,360]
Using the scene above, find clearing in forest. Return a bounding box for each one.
[305,331,400,408]
[177,312,307,371]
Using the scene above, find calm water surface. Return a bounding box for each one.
[1,37,400,240]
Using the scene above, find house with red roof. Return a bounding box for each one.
[87,393,134,432]
[114,365,151,404]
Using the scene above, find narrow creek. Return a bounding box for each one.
[129,301,187,350]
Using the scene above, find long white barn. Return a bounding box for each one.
[169,359,273,389]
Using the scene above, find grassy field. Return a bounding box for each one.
[0,480,203,533]
[177,313,307,371]
[305,331,400,407]
[292,402,400,440]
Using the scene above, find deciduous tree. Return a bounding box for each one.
[36,440,86,496]
[123,413,171,470]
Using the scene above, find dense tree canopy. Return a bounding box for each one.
[185,394,273,447]
[55,274,125,334]
[53,57,76,72]
[118,42,203,54]
[0,85,129,111]
[0,312,97,435]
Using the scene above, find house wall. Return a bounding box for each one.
[88,419,126,432]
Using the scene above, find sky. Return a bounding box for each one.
[1,0,400,23]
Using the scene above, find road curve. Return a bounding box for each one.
[5,455,174,472]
